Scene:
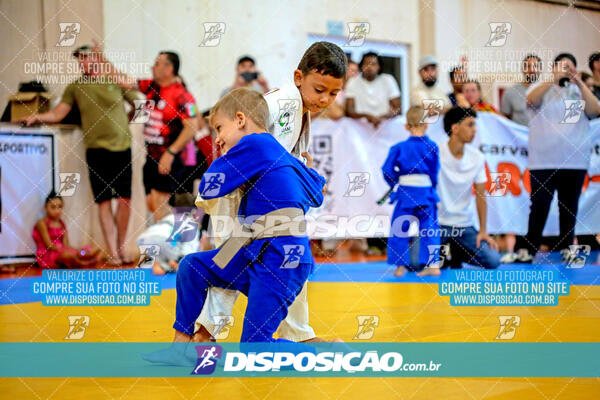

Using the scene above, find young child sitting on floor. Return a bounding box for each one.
[32,191,101,268]
[136,193,201,275]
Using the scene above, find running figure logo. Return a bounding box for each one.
[201,173,225,197]
[487,172,512,196]
[191,345,223,375]
[420,99,444,123]
[281,245,305,269]
[65,315,89,340]
[496,315,520,340]
[354,315,379,340]
[485,22,512,47]
[565,245,591,269]
[212,315,234,340]
[137,244,160,268]
[132,99,155,123]
[56,23,80,46]
[278,99,300,136]
[200,23,225,47]
[58,173,81,197]
[426,244,450,268]
[345,172,370,197]
[560,100,585,124]
[167,211,199,243]
[346,22,370,47]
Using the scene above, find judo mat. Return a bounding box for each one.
[1,251,599,399]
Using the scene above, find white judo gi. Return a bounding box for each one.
[195,81,316,341]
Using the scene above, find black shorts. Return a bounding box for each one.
[86,148,132,203]
[176,150,209,194]
[143,155,185,195]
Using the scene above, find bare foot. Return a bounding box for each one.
[394,266,407,277]
[142,331,195,366]
[152,262,166,275]
[168,260,178,271]
[97,249,109,262]
[192,324,215,342]
[141,344,196,366]
[119,249,134,265]
[417,265,441,277]
[75,256,96,267]
[105,255,122,266]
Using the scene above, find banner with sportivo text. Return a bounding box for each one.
[308,113,600,238]
[0,127,57,264]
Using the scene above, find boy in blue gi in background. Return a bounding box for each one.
[382,105,441,277]
[146,88,326,364]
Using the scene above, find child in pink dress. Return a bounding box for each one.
[32,191,101,269]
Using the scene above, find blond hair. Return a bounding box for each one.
[209,87,269,130]
[405,105,425,127]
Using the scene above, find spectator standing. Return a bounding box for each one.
[448,65,468,106]
[581,71,595,92]
[22,45,137,265]
[334,60,359,106]
[101,50,199,221]
[462,79,499,113]
[501,54,542,126]
[317,59,359,121]
[220,55,269,98]
[345,51,401,128]
[345,51,401,255]
[410,55,451,111]
[522,53,600,263]
[588,52,600,100]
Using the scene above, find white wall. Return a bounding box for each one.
[102,0,422,112]
[3,0,600,112]
[0,0,104,106]
[429,0,600,98]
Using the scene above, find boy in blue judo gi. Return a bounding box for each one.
[382,105,441,277]
[194,41,347,344]
[150,87,326,360]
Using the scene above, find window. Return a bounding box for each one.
[307,34,409,114]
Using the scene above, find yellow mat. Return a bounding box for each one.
[1,282,599,398]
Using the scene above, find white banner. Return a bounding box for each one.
[0,127,57,263]
[308,113,600,238]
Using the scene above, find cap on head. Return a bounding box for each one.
[237,55,255,65]
[418,55,438,71]
[72,45,91,58]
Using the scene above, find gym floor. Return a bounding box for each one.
[1,248,599,399]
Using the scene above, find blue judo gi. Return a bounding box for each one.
[174,133,325,342]
[381,136,440,268]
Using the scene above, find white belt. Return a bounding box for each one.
[398,174,432,187]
